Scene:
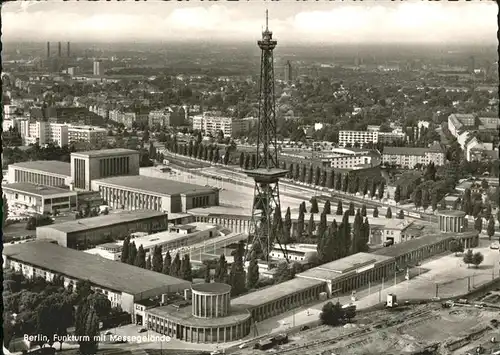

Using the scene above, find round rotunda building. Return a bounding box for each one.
[437,210,466,233]
[145,283,252,344]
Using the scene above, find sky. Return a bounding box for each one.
[2,1,497,45]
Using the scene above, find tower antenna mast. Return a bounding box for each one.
[244,11,289,266]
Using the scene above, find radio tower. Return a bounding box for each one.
[245,11,289,265]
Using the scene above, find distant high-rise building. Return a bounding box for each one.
[284,60,292,83]
[67,42,70,57]
[93,60,104,76]
[47,42,50,58]
[58,42,62,57]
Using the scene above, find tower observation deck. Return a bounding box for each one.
[244,11,289,265]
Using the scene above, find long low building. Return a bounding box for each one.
[2,241,191,321]
[91,175,220,213]
[3,182,78,214]
[7,160,72,187]
[296,252,395,297]
[36,209,169,249]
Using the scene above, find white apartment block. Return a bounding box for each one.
[109,110,137,128]
[382,145,445,169]
[327,153,379,170]
[49,123,69,147]
[192,112,250,138]
[448,113,476,138]
[93,61,104,76]
[148,109,172,127]
[68,125,107,144]
[339,130,405,147]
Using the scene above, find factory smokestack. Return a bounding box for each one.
[47,42,50,58]
[58,42,62,57]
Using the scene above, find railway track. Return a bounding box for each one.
[276,308,434,355]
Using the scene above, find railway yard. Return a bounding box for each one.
[229,293,500,355]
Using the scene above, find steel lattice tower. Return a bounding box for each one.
[245,11,289,265]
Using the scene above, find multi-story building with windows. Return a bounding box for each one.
[448,113,476,138]
[3,183,78,214]
[91,175,219,213]
[148,109,172,127]
[192,112,251,138]
[382,143,445,168]
[68,125,107,145]
[48,123,69,147]
[3,241,190,321]
[339,130,405,147]
[320,148,382,170]
[70,149,140,191]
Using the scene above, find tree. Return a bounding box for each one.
[327,170,335,189]
[128,241,137,265]
[474,217,483,233]
[461,188,472,215]
[385,207,393,219]
[3,195,8,228]
[162,251,172,275]
[135,245,147,268]
[229,241,246,296]
[310,197,319,213]
[87,292,111,318]
[463,249,474,268]
[336,201,343,215]
[146,255,152,270]
[397,210,405,219]
[481,179,489,190]
[296,209,305,240]
[378,182,385,200]
[361,204,367,217]
[274,261,295,284]
[214,254,229,284]
[307,165,314,185]
[340,211,352,257]
[353,176,360,194]
[170,253,181,278]
[314,166,321,186]
[300,165,307,182]
[283,207,292,244]
[394,185,401,204]
[370,180,377,198]
[320,301,344,326]
[440,199,447,210]
[152,245,163,272]
[307,213,316,237]
[246,251,260,290]
[348,202,355,216]
[335,173,342,190]
[239,152,245,168]
[449,240,464,256]
[180,255,193,281]
[300,201,307,214]
[321,170,328,187]
[362,179,369,197]
[373,207,379,218]
[75,302,100,355]
[342,174,349,193]
[472,252,484,268]
[352,209,364,254]
[413,188,422,209]
[204,262,211,283]
[487,217,496,240]
[323,200,331,214]
[121,236,130,263]
[317,212,328,239]
[421,189,430,211]
[244,154,250,169]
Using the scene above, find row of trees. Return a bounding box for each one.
[163,135,233,166]
[120,237,193,281]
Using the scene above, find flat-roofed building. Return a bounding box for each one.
[296,252,395,297]
[7,161,71,187]
[270,243,317,262]
[192,112,251,138]
[36,209,169,249]
[448,113,476,138]
[382,144,445,169]
[68,125,107,145]
[2,241,190,322]
[3,183,77,214]
[70,149,140,191]
[91,175,219,213]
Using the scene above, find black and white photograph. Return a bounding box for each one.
[1,1,499,355]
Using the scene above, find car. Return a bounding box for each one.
[238,343,248,349]
[138,328,147,333]
[490,243,499,250]
[210,351,222,355]
[104,330,113,335]
[113,339,127,344]
[300,325,310,331]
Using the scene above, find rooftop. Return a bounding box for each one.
[37,209,167,234]
[3,241,189,295]
[191,283,231,294]
[3,183,75,196]
[436,210,467,217]
[373,231,478,258]
[147,302,251,327]
[11,160,71,177]
[383,147,439,156]
[231,277,326,308]
[93,175,217,196]
[71,148,139,158]
[297,252,394,282]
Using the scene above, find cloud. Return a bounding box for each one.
[1,2,496,44]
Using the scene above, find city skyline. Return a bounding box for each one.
[2,1,497,45]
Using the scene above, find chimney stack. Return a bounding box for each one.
[58,42,62,57]
[47,42,50,58]
[67,42,70,57]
